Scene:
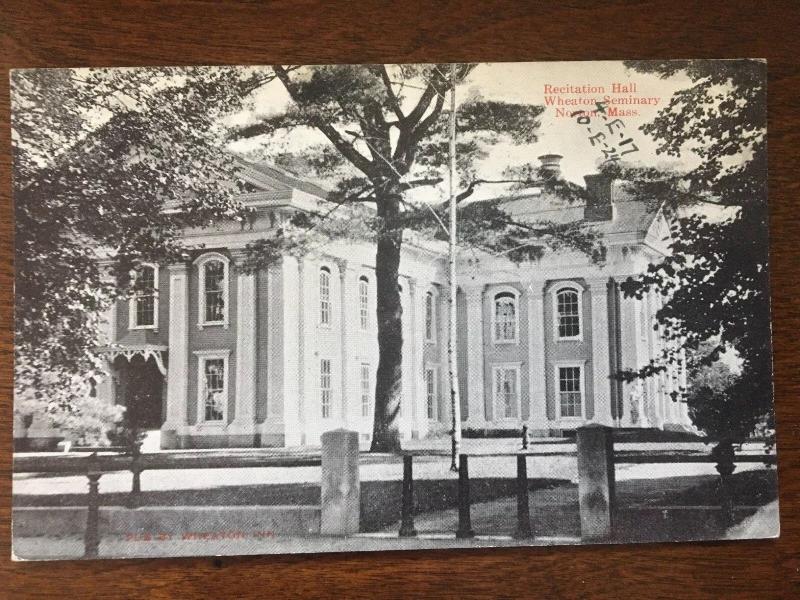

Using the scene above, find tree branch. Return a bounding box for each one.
[272,65,376,178]
[378,65,405,123]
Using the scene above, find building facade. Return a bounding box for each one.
[28,157,693,449]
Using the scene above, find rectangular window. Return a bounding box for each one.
[360,363,370,418]
[425,367,437,420]
[425,293,436,342]
[320,358,332,418]
[359,278,369,330]
[494,366,519,420]
[135,266,156,327]
[556,289,580,338]
[202,358,226,422]
[559,366,583,418]
[639,300,648,341]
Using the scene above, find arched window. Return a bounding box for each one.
[319,266,331,325]
[425,290,437,343]
[555,287,581,340]
[493,291,518,343]
[129,263,158,329]
[358,276,369,330]
[197,253,229,328]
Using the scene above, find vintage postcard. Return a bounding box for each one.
[10,60,777,560]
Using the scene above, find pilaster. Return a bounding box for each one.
[335,259,349,426]
[230,256,257,439]
[162,263,189,446]
[464,284,486,427]
[526,281,548,431]
[587,278,613,425]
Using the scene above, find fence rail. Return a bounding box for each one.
[397,432,777,542]
[13,427,779,557]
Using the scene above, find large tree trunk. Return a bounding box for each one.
[371,192,404,452]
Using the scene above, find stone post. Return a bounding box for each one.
[320,429,360,535]
[577,424,615,541]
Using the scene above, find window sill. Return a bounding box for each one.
[556,336,583,343]
[198,321,228,330]
[129,325,158,332]
[553,417,585,424]
[196,421,227,429]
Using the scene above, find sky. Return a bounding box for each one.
[227,60,698,193]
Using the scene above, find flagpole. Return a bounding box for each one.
[447,63,462,472]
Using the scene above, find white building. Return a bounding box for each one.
[17,155,694,450]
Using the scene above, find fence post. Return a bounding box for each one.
[514,454,533,538]
[128,442,142,508]
[399,454,417,537]
[84,454,102,558]
[577,425,615,541]
[456,454,474,539]
[712,442,736,526]
[320,429,360,535]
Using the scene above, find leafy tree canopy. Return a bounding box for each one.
[616,59,770,445]
[12,66,268,406]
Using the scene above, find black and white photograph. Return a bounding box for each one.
[10,59,777,560]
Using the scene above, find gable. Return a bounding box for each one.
[643,208,672,253]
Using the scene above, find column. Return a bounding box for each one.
[464,285,486,427]
[617,292,638,427]
[399,279,413,439]
[96,295,118,405]
[162,263,189,447]
[588,278,613,425]
[409,279,427,437]
[646,289,663,427]
[336,259,349,426]
[678,348,690,426]
[231,261,257,441]
[260,262,284,446]
[297,259,307,443]
[438,291,451,425]
[526,281,548,432]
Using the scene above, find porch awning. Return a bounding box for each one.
[98,344,168,376]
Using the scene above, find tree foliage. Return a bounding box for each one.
[617,59,771,445]
[233,64,600,450]
[14,64,605,452]
[12,66,269,406]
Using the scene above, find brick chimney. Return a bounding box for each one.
[538,154,563,179]
[583,173,616,221]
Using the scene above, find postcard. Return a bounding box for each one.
[10,59,777,560]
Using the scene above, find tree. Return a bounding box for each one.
[233,64,598,451]
[615,60,771,450]
[14,64,600,453]
[12,67,270,410]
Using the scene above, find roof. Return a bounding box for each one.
[238,159,330,200]
[487,180,661,238]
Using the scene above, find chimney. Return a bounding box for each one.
[583,173,616,221]
[538,154,563,179]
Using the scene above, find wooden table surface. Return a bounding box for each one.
[1,1,798,597]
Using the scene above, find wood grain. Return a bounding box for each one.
[1,1,799,597]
